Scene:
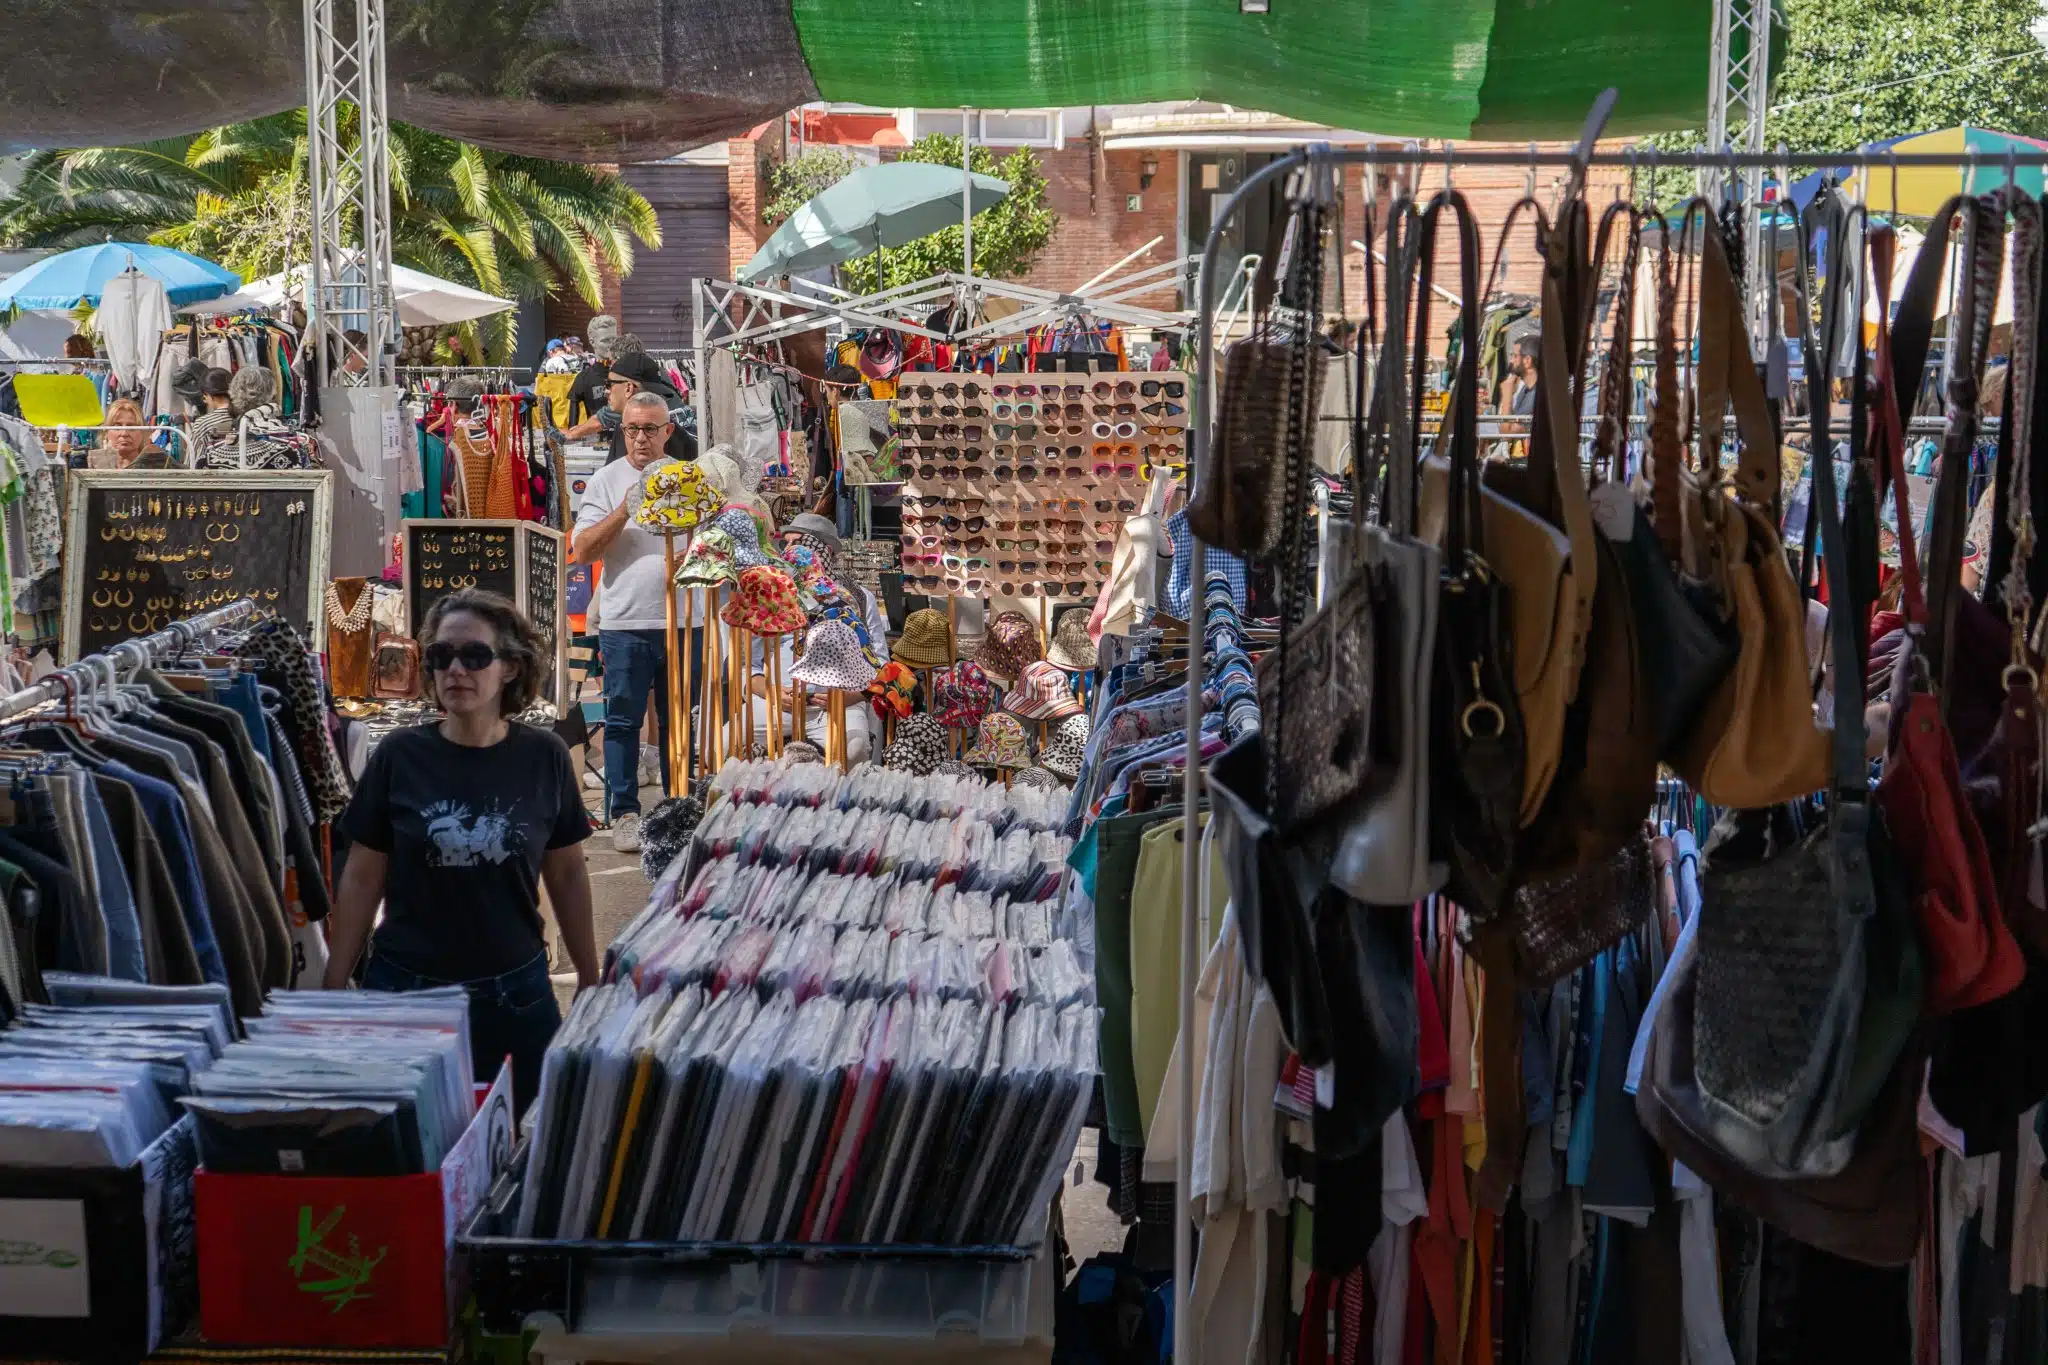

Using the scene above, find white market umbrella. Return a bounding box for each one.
[224,264,515,326]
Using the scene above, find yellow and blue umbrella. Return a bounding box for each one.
[1825,127,2048,218]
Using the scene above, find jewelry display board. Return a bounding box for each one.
[897,372,1190,603]
[61,470,334,662]
[400,518,567,709]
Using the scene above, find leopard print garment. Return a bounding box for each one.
[237,617,352,821]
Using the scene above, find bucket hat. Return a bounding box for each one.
[784,739,826,765]
[1004,660,1084,722]
[867,661,918,719]
[637,459,722,532]
[784,513,843,564]
[857,331,902,381]
[721,565,807,635]
[1046,610,1099,671]
[974,611,1042,684]
[1041,713,1090,780]
[935,760,978,779]
[892,608,956,667]
[1013,766,1066,791]
[931,661,997,729]
[639,795,703,882]
[964,713,1033,770]
[674,527,739,588]
[708,505,779,569]
[791,619,878,691]
[884,714,947,775]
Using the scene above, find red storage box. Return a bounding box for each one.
[193,1063,511,1350]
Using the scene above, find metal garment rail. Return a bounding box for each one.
[1172,119,2041,1364]
[0,599,255,726]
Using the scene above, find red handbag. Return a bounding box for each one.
[1869,220,2027,1015]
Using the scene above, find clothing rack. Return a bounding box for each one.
[1170,94,2048,1365]
[0,358,114,371]
[0,598,254,725]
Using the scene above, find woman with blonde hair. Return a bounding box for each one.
[101,397,170,468]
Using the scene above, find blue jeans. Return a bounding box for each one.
[363,949,561,1118]
[600,628,674,820]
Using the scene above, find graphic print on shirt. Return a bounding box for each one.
[421,800,523,866]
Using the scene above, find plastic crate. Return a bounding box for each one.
[460,1149,1039,1342]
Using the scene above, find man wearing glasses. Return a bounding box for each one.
[566,350,695,466]
[571,391,702,852]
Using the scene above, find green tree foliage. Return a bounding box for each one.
[764,148,861,226]
[836,136,1058,292]
[0,111,660,361]
[1643,0,2048,206]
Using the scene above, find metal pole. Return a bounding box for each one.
[1177,139,1304,1365]
[963,107,975,280]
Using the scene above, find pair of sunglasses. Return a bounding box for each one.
[1092,380,1137,398]
[947,576,988,594]
[1141,462,1187,481]
[994,423,1037,439]
[424,641,504,673]
[1139,380,1186,398]
[1142,401,1187,417]
[994,402,1036,417]
[944,554,991,571]
[996,537,1039,551]
[1092,422,1138,440]
[910,404,983,418]
[916,465,987,482]
[993,383,1038,397]
[904,495,987,512]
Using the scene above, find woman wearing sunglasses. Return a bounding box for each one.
[324,588,599,1116]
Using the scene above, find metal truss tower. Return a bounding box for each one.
[1704,0,1775,349]
[302,0,396,388]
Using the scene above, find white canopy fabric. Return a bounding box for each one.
[219,265,515,326]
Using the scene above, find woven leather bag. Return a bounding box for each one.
[1690,211,1924,1179]
[1670,222,1831,808]
[1191,195,1319,556]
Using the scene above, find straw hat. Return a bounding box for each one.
[974,610,1042,683]
[892,608,956,667]
[1046,610,1099,671]
[790,619,878,691]
[866,661,918,719]
[674,528,739,588]
[1004,660,1084,722]
[720,565,807,635]
[964,713,1033,770]
[884,714,947,775]
[931,661,998,729]
[1040,713,1090,780]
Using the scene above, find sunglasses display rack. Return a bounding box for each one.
[898,372,1190,602]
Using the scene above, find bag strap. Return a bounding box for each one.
[1532,198,1601,692]
[1918,197,2004,687]
[1377,200,1420,535]
[1410,190,1486,567]
[1996,195,2043,666]
[1251,190,1290,322]
[1796,199,1871,796]
[1698,220,1782,515]
[1648,210,1686,560]
[1590,201,1643,485]
[1870,224,1928,626]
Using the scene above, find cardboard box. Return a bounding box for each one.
[194,1063,512,1350]
[0,1116,200,1360]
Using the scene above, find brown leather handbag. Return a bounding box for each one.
[1670,221,1831,808]
[373,633,422,700]
[1499,199,1656,879]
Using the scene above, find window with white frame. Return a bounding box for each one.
[903,109,1064,149]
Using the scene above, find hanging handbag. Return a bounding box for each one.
[1420,200,1587,831]
[1194,191,1325,557]
[1503,199,1658,881]
[1670,217,1832,808]
[1309,192,1441,907]
[1422,191,1526,923]
[1256,168,1382,833]
[1866,205,2027,1017]
[1688,206,1924,1179]
[1621,213,1740,757]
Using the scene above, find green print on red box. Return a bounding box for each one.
[289,1205,388,1311]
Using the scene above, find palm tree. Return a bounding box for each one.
[0,112,659,361]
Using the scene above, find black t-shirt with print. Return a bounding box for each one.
[342,722,590,981]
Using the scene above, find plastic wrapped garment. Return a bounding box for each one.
[5,0,1727,160]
